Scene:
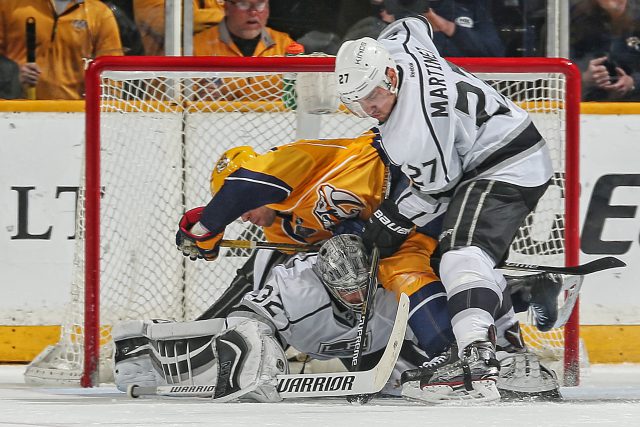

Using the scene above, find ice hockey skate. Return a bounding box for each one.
[401,337,501,404]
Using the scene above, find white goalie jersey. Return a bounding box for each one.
[230,253,404,362]
[376,17,553,226]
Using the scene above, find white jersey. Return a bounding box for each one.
[377,17,553,226]
[230,253,403,361]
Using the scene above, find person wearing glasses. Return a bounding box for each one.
[194,0,294,57]
[193,0,296,101]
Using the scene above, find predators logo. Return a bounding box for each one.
[313,185,365,229]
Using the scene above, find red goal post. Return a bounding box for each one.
[34,56,581,388]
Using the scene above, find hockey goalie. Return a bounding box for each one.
[113,235,413,401]
[113,234,564,403]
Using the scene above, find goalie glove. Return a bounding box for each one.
[363,199,413,258]
[176,207,223,261]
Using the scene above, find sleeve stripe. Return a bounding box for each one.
[226,176,292,196]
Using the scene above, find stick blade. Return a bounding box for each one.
[579,256,626,274]
[501,256,626,275]
[370,292,409,392]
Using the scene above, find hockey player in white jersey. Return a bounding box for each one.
[113,235,434,402]
[335,16,555,402]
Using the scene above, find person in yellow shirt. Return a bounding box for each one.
[133,0,225,56]
[193,0,296,101]
[0,0,123,99]
[193,0,294,57]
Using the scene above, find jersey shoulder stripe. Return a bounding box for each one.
[227,169,292,196]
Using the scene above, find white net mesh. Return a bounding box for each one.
[24,59,578,386]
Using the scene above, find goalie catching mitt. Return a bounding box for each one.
[176,207,224,261]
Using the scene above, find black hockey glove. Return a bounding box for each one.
[362,199,413,258]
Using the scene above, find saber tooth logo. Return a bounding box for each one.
[313,185,365,229]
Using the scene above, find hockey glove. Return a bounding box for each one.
[362,199,413,258]
[176,207,224,261]
[332,218,367,236]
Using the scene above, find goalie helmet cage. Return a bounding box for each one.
[26,56,580,388]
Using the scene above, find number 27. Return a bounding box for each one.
[338,73,349,84]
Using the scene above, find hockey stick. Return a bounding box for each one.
[351,245,380,370]
[347,245,381,404]
[128,293,409,400]
[222,240,626,276]
[345,246,381,404]
[25,17,36,100]
[220,239,320,252]
[499,256,626,275]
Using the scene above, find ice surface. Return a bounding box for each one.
[1,364,640,427]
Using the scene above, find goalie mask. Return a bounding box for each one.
[210,146,257,196]
[313,234,373,310]
[335,37,397,118]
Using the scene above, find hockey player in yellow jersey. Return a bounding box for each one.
[176,129,455,360]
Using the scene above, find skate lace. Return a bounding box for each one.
[421,351,450,370]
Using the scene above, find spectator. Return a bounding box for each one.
[133,0,224,56]
[193,0,293,57]
[103,1,145,55]
[342,1,394,42]
[193,0,295,101]
[343,1,505,57]
[571,0,640,101]
[490,0,547,56]
[384,0,505,56]
[0,55,21,99]
[0,0,123,100]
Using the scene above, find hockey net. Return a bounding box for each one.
[24,56,581,387]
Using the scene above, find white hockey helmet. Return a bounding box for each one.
[335,37,397,111]
[313,234,373,310]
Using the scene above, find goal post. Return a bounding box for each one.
[24,55,581,388]
[82,56,340,388]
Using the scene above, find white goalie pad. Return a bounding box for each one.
[551,275,583,329]
[496,351,559,397]
[113,318,288,402]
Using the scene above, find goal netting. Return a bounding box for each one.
[23,56,581,387]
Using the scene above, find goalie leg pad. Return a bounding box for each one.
[113,319,169,391]
[496,351,560,399]
[113,318,288,402]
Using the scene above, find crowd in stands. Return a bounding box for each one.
[1,0,639,101]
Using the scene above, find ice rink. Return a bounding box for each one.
[1,364,640,427]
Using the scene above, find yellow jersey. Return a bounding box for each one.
[0,0,123,99]
[201,130,439,298]
[193,19,295,101]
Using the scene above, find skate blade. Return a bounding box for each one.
[401,380,501,404]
